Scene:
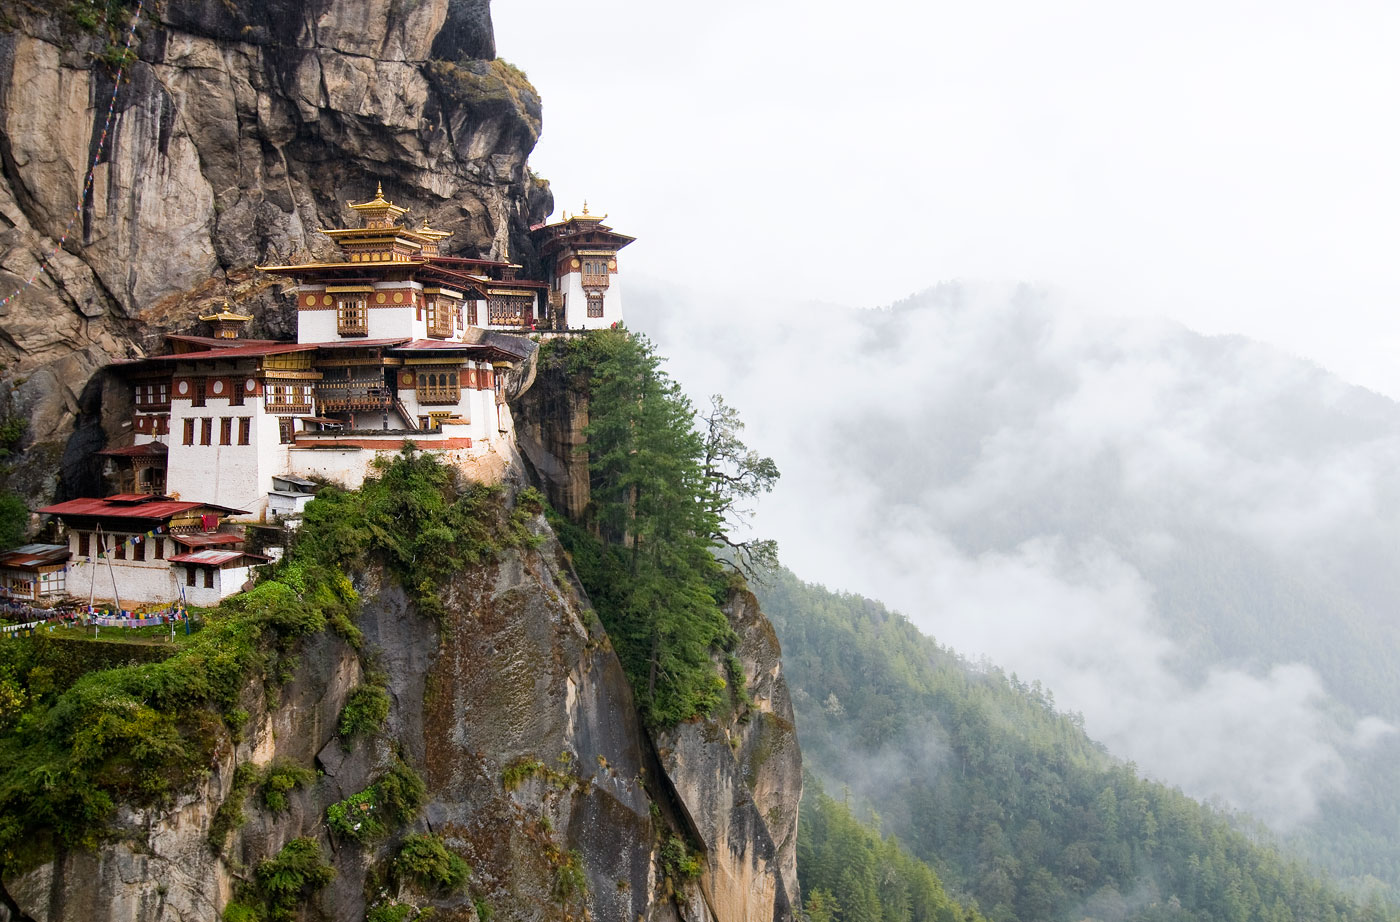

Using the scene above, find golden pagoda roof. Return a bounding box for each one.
[198,305,253,323]
[348,182,409,223]
[416,217,453,242]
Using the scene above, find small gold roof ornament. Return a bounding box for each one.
[349,181,409,228]
[198,301,253,323]
[416,216,453,243]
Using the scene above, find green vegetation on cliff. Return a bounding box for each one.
[0,450,537,871]
[761,568,1397,922]
[544,331,776,727]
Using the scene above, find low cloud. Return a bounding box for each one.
[631,278,1400,830]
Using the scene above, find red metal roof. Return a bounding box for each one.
[97,443,169,458]
[168,549,252,566]
[170,533,244,548]
[308,338,412,349]
[149,342,313,362]
[38,496,247,519]
[0,544,71,570]
[166,334,280,351]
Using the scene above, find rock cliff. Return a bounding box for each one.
[0,0,550,499]
[0,491,801,921]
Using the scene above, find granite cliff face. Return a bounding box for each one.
[0,0,550,498]
[0,491,802,922]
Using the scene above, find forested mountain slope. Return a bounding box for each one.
[759,568,1396,922]
[632,283,1400,894]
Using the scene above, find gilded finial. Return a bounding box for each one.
[376,182,385,199]
[581,200,589,216]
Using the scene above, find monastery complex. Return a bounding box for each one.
[20,189,632,608]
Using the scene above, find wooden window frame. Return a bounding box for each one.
[78,532,90,557]
[336,297,369,336]
[219,417,232,445]
[279,418,294,444]
[200,418,213,446]
[587,291,604,318]
[238,417,251,445]
[192,378,207,407]
[203,568,214,589]
[183,418,195,445]
[415,367,460,405]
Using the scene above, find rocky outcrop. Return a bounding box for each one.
[0,0,551,497]
[1,500,800,922]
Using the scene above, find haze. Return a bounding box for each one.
[496,0,1400,398]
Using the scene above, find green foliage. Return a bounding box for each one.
[325,757,425,842]
[298,447,540,621]
[658,835,703,884]
[500,755,574,792]
[393,834,470,893]
[799,777,985,922]
[0,451,518,868]
[367,902,436,922]
[260,760,316,813]
[763,568,1400,922]
[337,685,390,741]
[251,837,336,922]
[208,761,260,854]
[551,848,587,907]
[550,331,750,727]
[0,492,26,549]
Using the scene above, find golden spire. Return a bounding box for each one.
[581,200,589,216]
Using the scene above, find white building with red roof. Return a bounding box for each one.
[36,495,265,606]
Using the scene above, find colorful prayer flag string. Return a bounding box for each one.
[0,0,146,310]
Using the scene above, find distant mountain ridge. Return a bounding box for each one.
[760,566,1397,922]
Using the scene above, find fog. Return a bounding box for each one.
[631,281,1400,832]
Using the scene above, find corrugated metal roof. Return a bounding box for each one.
[167,550,246,565]
[38,496,247,519]
[149,342,315,362]
[309,338,412,349]
[170,533,244,548]
[0,544,70,569]
[97,443,169,458]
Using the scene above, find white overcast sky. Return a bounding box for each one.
[494,0,1400,397]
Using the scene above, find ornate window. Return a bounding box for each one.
[466,301,478,326]
[426,298,454,338]
[581,258,610,289]
[238,417,251,445]
[279,418,294,444]
[488,295,530,327]
[200,418,213,446]
[183,418,195,446]
[192,378,207,407]
[219,417,232,445]
[265,383,312,413]
[416,367,460,404]
[587,291,604,318]
[337,297,368,336]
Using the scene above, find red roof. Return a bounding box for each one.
[98,443,169,458]
[38,495,247,520]
[149,342,313,362]
[308,338,412,349]
[171,533,244,549]
[166,334,280,351]
[0,544,71,570]
[168,549,262,566]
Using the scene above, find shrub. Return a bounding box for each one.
[260,760,316,813]
[208,762,260,853]
[393,834,469,893]
[325,758,425,843]
[337,685,390,741]
[253,837,336,922]
[659,835,704,883]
